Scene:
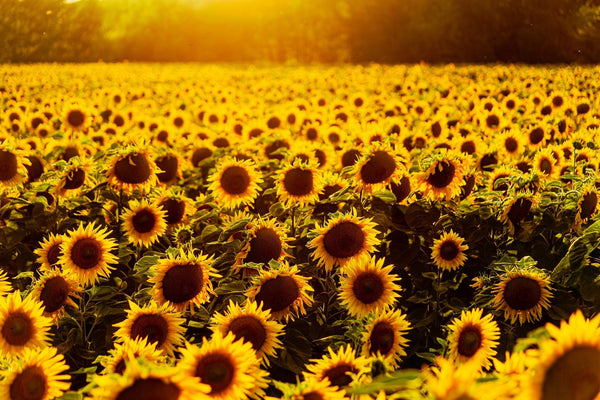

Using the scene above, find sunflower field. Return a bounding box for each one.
[1,62,600,400]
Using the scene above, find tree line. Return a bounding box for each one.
[2,0,600,63]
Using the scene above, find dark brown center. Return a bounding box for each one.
[113,153,151,184]
[220,166,250,195]
[67,110,85,128]
[155,155,178,183]
[115,378,181,400]
[161,263,203,304]
[507,198,533,226]
[195,353,235,394]
[191,148,213,167]
[360,151,396,184]
[529,128,544,145]
[323,363,357,388]
[63,168,85,190]
[581,192,598,221]
[352,272,384,304]
[47,243,62,267]
[39,276,69,313]
[542,346,600,400]
[70,238,102,269]
[341,150,361,168]
[130,314,169,347]
[323,221,365,259]
[9,366,47,400]
[503,276,542,311]
[25,156,44,182]
[457,325,482,358]
[255,275,299,313]
[369,321,395,355]
[439,240,460,261]
[504,137,518,153]
[227,315,267,351]
[132,209,157,234]
[1,312,33,346]
[0,150,18,182]
[390,176,411,203]
[283,168,314,197]
[427,161,455,188]
[159,199,185,225]
[245,228,282,264]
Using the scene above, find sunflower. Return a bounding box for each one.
[350,142,405,194]
[0,270,11,296]
[63,105,89,132]
[303,345,370,392]
[106,143,159,194]
[210,299,284,366]
[492,267,553,326]
[361,309,411,368]
[417,150,466,202]
[285,378,347,400]
[574,184,599,229]
[430,230,469,272]
[177,332,268,400]
[312,172,348,215]
[29,269,80,321]
[526,310,600,400]
[276,159,324,208]
[113,301,186,356]
[0,346,70,400]
[0,139,29,192]
[308,210,380,273]
[155,152,184,185]
[59,223,118,287]
[54,157,94,198]
[121,199,167,248]
[501,192,539,235]
[91,357,209,400]
[155,190,195,227]
[149,249,219,313]
[208,158,263,210]
[532,147,560,180]
[98,337,165,375]
[446,308,500,370]
[33,233,65,271]
[338,256,401,318]
[0,291,52,358]
[233,217,292,275]
[487,165,518,194]
[526,125,548,149]
[245,261,313,322]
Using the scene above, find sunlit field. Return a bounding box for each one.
[2,62,600,399]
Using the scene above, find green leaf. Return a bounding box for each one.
[57,392,83,400]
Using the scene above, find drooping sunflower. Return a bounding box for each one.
[154,151,184,185]
[33,233,65,271]
[526,310,600,400]
[0,139,29,193]
[487,165,518,194]
[492,267,552,326]
[276,159,324,208]
[91,357,210,400]
[574,183,599,229]
[361,309,411,368]
[177,332,268,400]
[338,256,402,318]
[208,158,263,210]
[417,150,466,202]
[210,299,284,366]
[303,345,370,393]
[245,261,313,322]
[59,223,118,287]
[54,156,94,198]
[149,249,219,313]
[155,190,195,228]
[233,217,292,275]
[446,308,500,370]
[113,301,186,356]
[106,142,159,194]
[0,291,52,358]
[501,192,539,235]
[121,199,167,248]
[350,142,405,194]
[29,269,80,321]
[430,230,469,272]
[308,210,380,273]
[98,337,165,375]
[0,346,70,400]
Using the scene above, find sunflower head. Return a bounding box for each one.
[417,150,466,202]
[430,230,469,272]
[34,233,65,272]
[121,199,167,248]
[106,142,159,194]
[303,344,370,393]
[30,269,80,321]
[351,142,405,194]
[361,309,411,367]
[208,157,263,210]
[276,159,324,208]
[149,249,219,313]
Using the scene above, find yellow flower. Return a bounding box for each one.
[447,308,500,370]
[430,230,469,272]
[208,158,263,210]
